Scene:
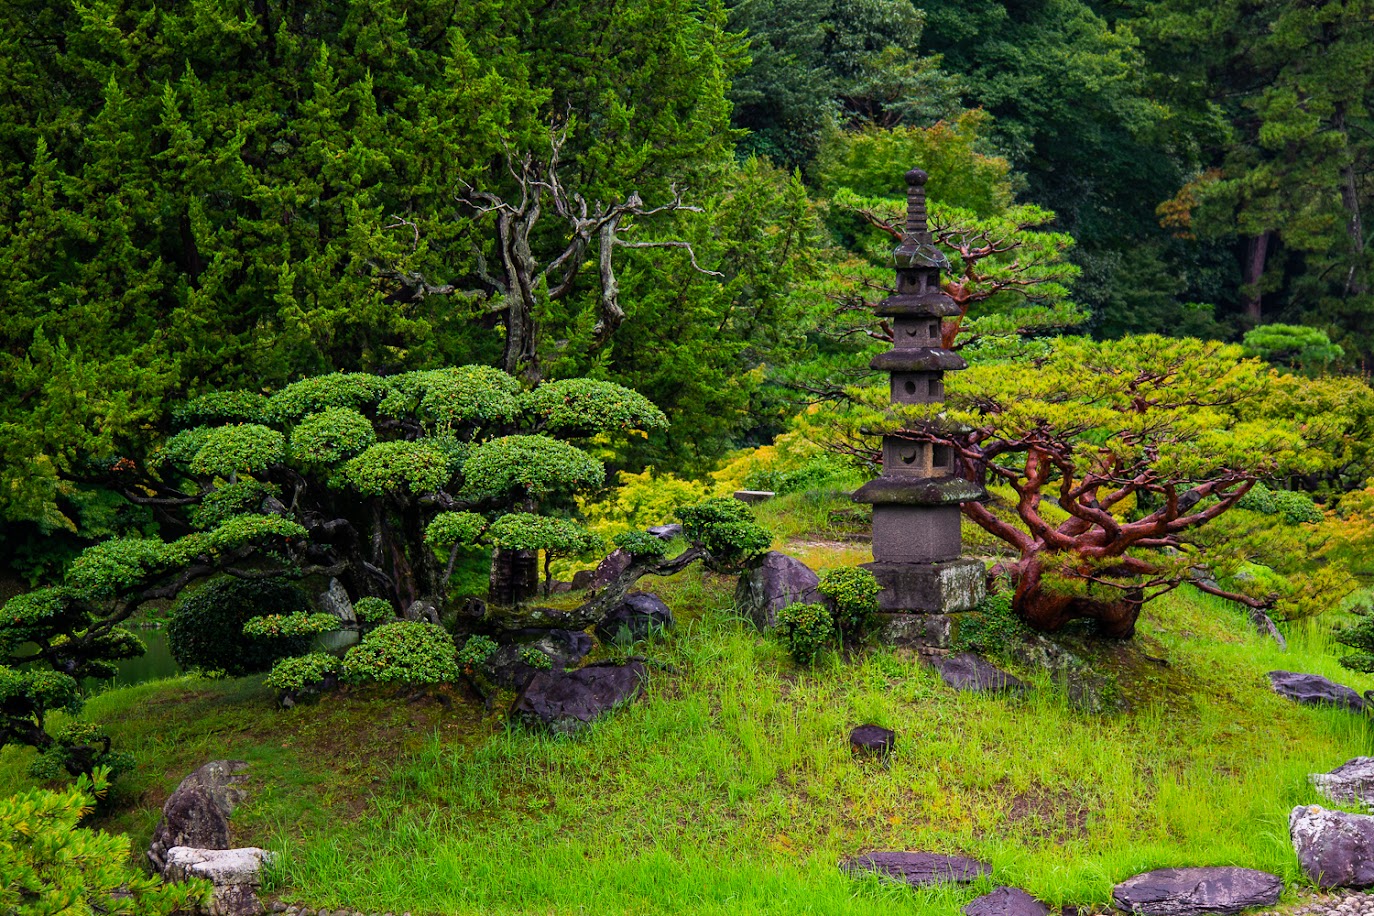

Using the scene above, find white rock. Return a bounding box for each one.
[165,846,274,887]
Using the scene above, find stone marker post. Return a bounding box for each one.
[852,168,986,649]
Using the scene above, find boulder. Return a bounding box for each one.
[1268,671,1366,712]
[402,598,441,624]
[849,725,896,759]
[648,523,684,540]
[1312,757,1374,808]
[1110,866,1283,914]
[589,549,633,593]
[164,846,273,916]
[927,653,1028,695]
[511,660,648,734]
[148,760,249,871]
[1290,804,1374,889]
[569,569,596,591]
[485,629,594,690]
[597,592,674,643]
[963,887,1050,916]
[317,578,355,625]
[733,490,775,504]
[839,851,990,887]
[734,551,821,630]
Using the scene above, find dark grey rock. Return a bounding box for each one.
[733,490,775,504]
[963,887,1049,916]
[1269,671,1366,712]
[1312,757,1374,808]
[589,549,633,593]
[734,551,821,630]
[597,592,674,643]
[512,661,648,734]
[547,580,573,594]
[647,523,684,540]
[927,652,1028,695]
[148,761,249,871]
[849,725,896,758]
[486,629,593,689]
[1291,804,1374,889]
[317,578,355,625]
[840,851,990,887]
[570,569,596,591]
[1111,866,1283,914]
[402,598,440,625]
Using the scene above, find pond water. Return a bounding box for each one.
[38,626,363,691]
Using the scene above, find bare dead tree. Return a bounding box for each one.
[462,127,720,383]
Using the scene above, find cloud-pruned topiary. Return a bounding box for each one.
[520,378,668,437]
[380,366,521,430]
[343,621,460,686]
[241,612,341,639]
[676,498,773,571]
[289,408,377,466]
[424,512,488,549]
[341,440,457,496]
[266,372,388,421]
[613,530,669,559]
[172,390,270,427]
[187,424,285,477]
[352,596,396,625]
[265,653,343,694]
[462,435,604,501]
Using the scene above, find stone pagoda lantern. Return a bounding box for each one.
[852,168,986,648]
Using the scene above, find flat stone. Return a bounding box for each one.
[733,490,775,504]
[840,851,990,887]
[164,846,273,887]
[1291,805,1374,889]
[511,661,647,734]
[928,653,1028,695]
[964,886,1050,916]
[734,551,820,630]
[597,592,674,643]
[849,725,895,758]
[148,760,249,871]
[1111,866,1283,914]
[874,612,952,649]
[647,523,683,540]
[1269,671,1366,712]
[1313,758,1374,808]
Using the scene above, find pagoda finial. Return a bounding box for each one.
[904,167,929,239]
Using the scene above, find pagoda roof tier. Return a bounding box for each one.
[870,348,967,372]
[873,293,961,318]
[852,475,986,506]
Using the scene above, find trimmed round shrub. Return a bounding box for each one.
[343,621,460,685]
[457,634,498,674]
[613,530,668,559]
[168,578,314,676]
[265,653,342,693]
[776,603,835,665]
[352,596,396,625]
[242,612,340,639]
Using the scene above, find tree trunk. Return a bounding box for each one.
[1241,231,1271,323]
[1335,104,1368,295]
[488,547,539,607]
[1012,559,1141,639]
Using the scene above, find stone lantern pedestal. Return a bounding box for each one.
[852,168,985,649]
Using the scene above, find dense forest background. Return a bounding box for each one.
[3,0,1371,580]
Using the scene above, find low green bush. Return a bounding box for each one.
[613,530,670,559]
[242,612,341,639]
[816,567,880,640]
[344,622,460,685]
[776,603,835,665]
[168,578,314,676]
[353,596,396,625]
[519,646,554,670]
[952,590,1029,654]
[457,635,499,674]
[1237,482,1324,525]
[266,653,343,693]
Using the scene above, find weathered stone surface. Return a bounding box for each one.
[597,592,674,643]
[874,612,952,649]
[1291,805,1374,889]
[734,551,820,630]
[148,761,249,871]
[871,504,962,563]
[165,846,272,916]
[963,886,1049,916]
[589,549,633,592]
[733,490,775,504]
[865,560,985,614]
[1269,671,1366,712]
[1111,866,1283,914]
[569,569,596,591]
[849,724,895,758]
[317,578,355,625]
[511,661,647,734]
[927,653,1028,695]
[840,851,990,887]
[1313,758,1374,808]
[401,598,440,625]
[648,523,684,540]
[486,629,594,689]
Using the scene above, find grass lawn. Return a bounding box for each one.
[4,498,1372,914]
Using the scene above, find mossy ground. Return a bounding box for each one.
[3,491,1372,915]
